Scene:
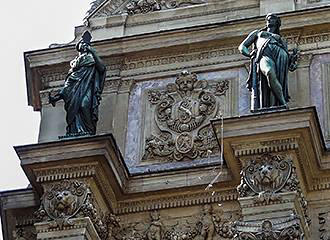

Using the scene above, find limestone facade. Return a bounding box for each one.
[3,0,330,239]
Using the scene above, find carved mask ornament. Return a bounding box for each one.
[237,153,294,203]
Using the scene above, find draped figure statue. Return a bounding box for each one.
[238,13,298,111]
[49,31,106,136]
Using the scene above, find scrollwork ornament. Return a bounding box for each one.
[143,70,228,162]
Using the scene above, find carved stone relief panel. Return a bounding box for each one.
[114,204,240,240]
[234,217,304,240]
[125,69,243,173]
[125,0,206,15]
[89,0,206,18]
[142,70,229,163]
[237,153,299,204]
[34,180,120,240]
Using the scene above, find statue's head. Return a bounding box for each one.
[266,13,281,33]
[76,40,90,53]
[76,31,92,53]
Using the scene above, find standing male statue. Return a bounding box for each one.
[238,13,298,111]
[49,31,106,136]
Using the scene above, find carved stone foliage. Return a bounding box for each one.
[143,70,229,162]
[126,0,206,15]
[114,205,238,240]
[34,180,120,240]
[237,153,298,204]
[234,218,303,240]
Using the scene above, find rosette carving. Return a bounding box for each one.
[143,70,229,162]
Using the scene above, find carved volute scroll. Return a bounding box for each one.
[143,70,229,162]
[34,180,120,240]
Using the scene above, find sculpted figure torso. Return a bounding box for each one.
[238,13,298,110]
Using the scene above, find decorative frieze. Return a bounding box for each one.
[142,70,228,162]
[234,217,303,240]
[125,0,205,15]
[117,189,238,214]
[114,205,239,240]
[232,137,299,157]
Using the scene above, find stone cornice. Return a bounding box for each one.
[211,107,330,194]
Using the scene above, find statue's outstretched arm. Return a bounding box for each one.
[238,30,259,58]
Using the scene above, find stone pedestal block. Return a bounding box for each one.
[35,217,100,240]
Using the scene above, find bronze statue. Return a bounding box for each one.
[49,31,106,136]
[238,13,298,111]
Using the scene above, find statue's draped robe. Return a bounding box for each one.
[247,33,290,108]
[60,52,105,135]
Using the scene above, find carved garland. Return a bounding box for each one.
[143,70,229,162]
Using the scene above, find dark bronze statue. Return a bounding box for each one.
[238,13,298,111]
[49,31,106,136]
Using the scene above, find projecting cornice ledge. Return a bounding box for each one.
[211,106,330,195]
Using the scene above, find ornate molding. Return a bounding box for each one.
[142,70,228,162]
[125,0,205,15]
[237,153,298,204]
[117,189,238,214]
[232,138,299,157]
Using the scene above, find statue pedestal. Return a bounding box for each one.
[35,217,100,240]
